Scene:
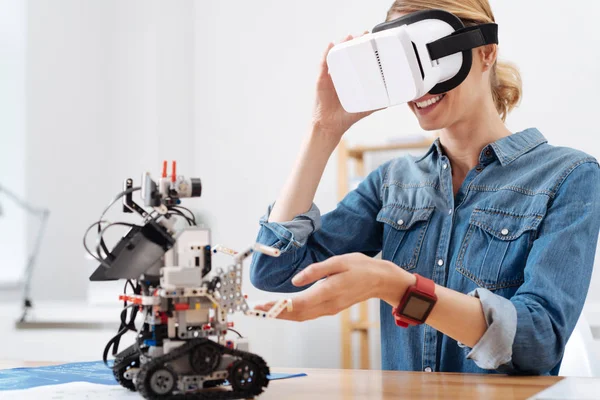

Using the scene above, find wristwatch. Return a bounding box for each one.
[392,274,437,328]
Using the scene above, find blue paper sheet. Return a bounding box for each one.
[0,361,306,391]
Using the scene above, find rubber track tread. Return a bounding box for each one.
[136,338,270,400]
[113,344,140,391]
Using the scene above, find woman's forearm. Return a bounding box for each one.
[425,285,488,348]
[380,262,488,348]
[269,34,377,223]
[268,124,341,223]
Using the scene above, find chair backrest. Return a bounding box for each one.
[559,314,600,377]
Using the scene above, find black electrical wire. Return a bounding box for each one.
[228,328,243,338]
[97,187,141,263]
[103,325,129,366]
[103,304,138,366]
[98,225,112,264]
[83,220,108,264]
[170,205,196,225]
[84,221,143,269]
[119,302,139,329]
[167,208,195,226]
[167,209,195,226]
[83,187,145,267]
[103,279,143,367]
[124,279,136,296]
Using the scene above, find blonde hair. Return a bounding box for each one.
[387,0,522,121]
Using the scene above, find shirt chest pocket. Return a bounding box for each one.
[456,208,544,291]
[376,205,434,271]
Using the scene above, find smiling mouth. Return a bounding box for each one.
[414,94,446,110]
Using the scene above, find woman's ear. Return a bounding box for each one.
[479,44,498,71]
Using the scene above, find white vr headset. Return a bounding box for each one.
[327,10,499,113]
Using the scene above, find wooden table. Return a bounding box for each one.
[0,362,562,399]
[268,369,561,400]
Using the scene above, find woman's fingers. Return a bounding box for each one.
[276,298,340,321]
[320,42,335,70]
[254,280,336,321]
[254,301,276,312]
[292,257,347,287]
[253,300,298,320]
[320,31,370,77]
[283,277,345,320]
[254,254,375,322]
[253,278,352,322]
[319,33,353,70]
[281,285,356,321]
[321,33,355,66]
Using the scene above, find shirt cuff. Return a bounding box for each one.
[457,288,517,370]
[258,203,322,252]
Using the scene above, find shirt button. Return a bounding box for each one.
[476,166,483,172]
[485,149,492,157]
[437,259,444,266]
[448,209,453,215]
[397,219,404,226]
[424,367,433,372]
[442,164,448,170]
[501,228,509,236]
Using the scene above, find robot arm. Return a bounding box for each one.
[211,243,290,319]
[213,243,281,260]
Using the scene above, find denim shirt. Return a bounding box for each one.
[250,128,600,375]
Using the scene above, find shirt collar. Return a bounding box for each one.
[416,138,442,162]
[416,128,547,166]
[489,128,547,166]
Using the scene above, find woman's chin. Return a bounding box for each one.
[416,117,445,131]
[409,104,446,131]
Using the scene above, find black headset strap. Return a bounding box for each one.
[427,23,498,61]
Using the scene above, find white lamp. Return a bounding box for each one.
[0,183,50,325]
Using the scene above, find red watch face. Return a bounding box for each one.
[398,292,436,323]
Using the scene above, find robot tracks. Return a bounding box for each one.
[123,338,270,400]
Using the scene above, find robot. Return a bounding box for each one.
[85,161,291,399]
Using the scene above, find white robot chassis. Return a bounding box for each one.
[85,162,291,399]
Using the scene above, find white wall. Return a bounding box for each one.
[7,0,600,369]
[25,0,198,301]
[26,0,115,301]
[0,0,27,285]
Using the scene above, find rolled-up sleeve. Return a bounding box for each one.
[250,161,389,293]
[461,161,600,375]
[258,203,322,252]
[458,288,517,370]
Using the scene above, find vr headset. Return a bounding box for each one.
[326,10,498,113]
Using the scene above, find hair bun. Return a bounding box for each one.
[492,61,522,121]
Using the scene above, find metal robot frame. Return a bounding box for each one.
[85,161,291,400]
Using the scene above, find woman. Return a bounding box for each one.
[250,0,600,375]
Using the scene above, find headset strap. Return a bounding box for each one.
[427,23,498,61]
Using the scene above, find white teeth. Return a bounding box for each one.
[415,95,444,109]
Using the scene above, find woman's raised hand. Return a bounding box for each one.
[312,32,378,141]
